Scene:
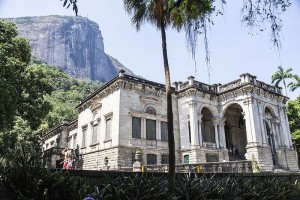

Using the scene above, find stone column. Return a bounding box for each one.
[188,99,199,148]
[275,118,283,147]
[219,118,227,149]
[282,107,293,148]
[212,119,220,148]
[142,118,146,139]
[257,101,267,146]
[197,114,203,147]
[271,119,278,149]
[156,120,160,140]
[243,97,260,146]
[61,125,69,148]
[278,106,291,148]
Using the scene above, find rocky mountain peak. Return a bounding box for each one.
[6,15,134,82]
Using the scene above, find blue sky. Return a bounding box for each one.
[0,0,299,99]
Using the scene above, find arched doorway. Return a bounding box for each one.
[201,107,215,145]
[224,103,247,161]
[264,107,277,165]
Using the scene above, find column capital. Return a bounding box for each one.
[188,99,197,108]
[243,97,255,105]
[211,118,220,126]
[219,118,226,126]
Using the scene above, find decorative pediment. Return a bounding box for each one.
[140,95,160,104]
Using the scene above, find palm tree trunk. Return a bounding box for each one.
[160,18,175,194]
[283,80,288,97]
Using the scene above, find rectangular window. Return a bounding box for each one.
[161,121,168,141]
[105,118,112,140]
[146,119,156,140]
[73,134,77,149]
[92,124,99,144]
[82,128,87,147]
[147,154,157,165]
[132,117,141,138]
[161,154,169,164]
[184,155,189,164]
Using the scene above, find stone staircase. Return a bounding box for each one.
[229,153,246,161]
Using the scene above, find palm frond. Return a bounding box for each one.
[288,75,300,91]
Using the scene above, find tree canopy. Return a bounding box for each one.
[36,61,102,128]
[0,20,53,131]
[271,66,293,96]
[288,75,300,92]
[0,20,102,156]
[287,96,300,144]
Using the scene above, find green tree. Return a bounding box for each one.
[29,61,102,128]
[288,75,300,92]
[287,95,300,165]
[0,20,53,132]
[271,66,293,96]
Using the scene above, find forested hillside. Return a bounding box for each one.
[32,58,103,129]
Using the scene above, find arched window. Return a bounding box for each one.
[146,106,156,115]
[201,107,215,143]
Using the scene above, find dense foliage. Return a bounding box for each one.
[287,95,300,165]
[0,141,91,199]
[81,173,300,199]
[0,19,102,157]
[0,20,54,159]
[33,60,102,128]
[288,96,300,143]
[0,20,52,132]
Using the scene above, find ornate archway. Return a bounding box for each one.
[201,107,215,144]
[264,106,277,165]
[224,103,247,161]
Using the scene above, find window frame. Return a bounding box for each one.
[82,125,87,148]
[105,117,112,141]
[161,121,168,142]
[161,154,169,164]
[147,154,157,165]
[132,117,142,139]
[91,119,100,145]
[146,119,156,140]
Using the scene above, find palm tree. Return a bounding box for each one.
[288,75,300,92]
[123,0,214,193]
[271,66,293,96]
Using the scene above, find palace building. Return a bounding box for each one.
[42,70,299,172]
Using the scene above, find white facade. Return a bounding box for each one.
[42,71,299,172]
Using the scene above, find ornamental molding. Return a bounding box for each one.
[188,99,197,108]
[140,95,161,104]
[90,101,102,112]
[243,97,255,105]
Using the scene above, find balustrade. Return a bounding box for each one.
[143,160,252,173]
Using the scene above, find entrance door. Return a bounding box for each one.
[224,104,247,161]
[265,121,277,165]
